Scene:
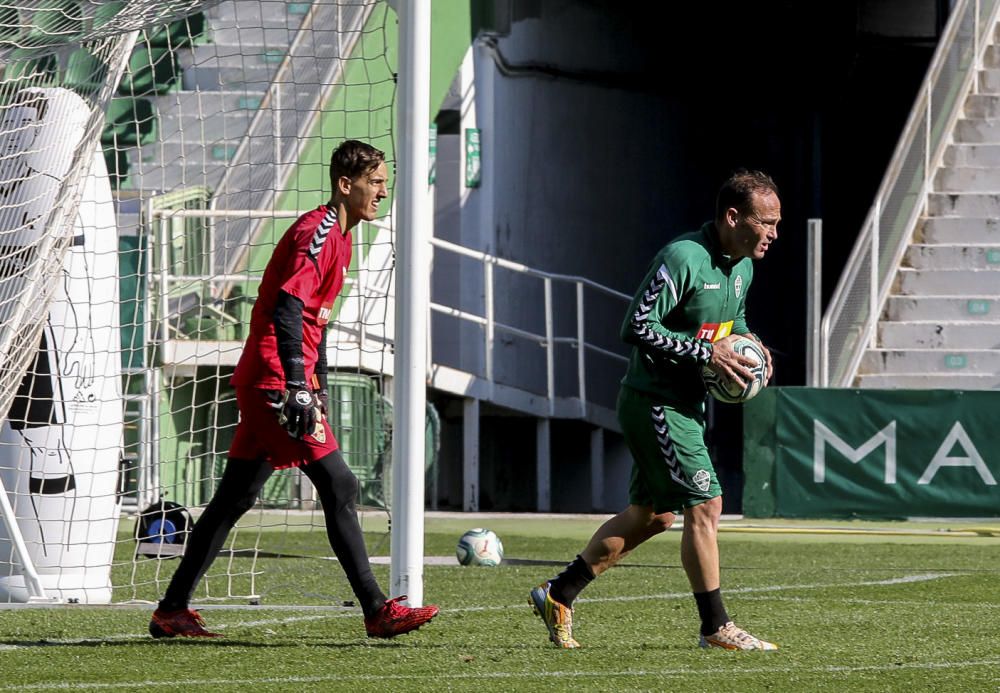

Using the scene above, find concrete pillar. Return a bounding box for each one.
[536,418,551,511]
[590,427,605,511]
[463,398,480,511]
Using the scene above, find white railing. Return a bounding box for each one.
[821,0,1000,386]
[146,207,631,415]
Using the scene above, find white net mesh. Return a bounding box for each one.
[0,0,398,605]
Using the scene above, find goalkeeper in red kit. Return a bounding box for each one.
[149,140,438,639]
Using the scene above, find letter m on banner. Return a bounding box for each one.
[813,420,896,484]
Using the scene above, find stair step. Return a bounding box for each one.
[927,192,1000,216]
[935,165,1000,192]
[966,93,1000,118]
[855,372,1000,389]
[903,243,1000,269]
[118,165,228,194]
[885,295,999,321]
[917,216,1000,243]
[878,321,1000,348]
[158,107,256,143]
[207,0,308,27]
[976,68,1000,94]
[984,43,1000,68]
[177,45,281,91]
[131,139,244,167]
[209,25,301,47]
[896,267,1000,295]
[860,348,1000,374]
[943,142,1000,166]
[179,43,287,68]
[954,118,1000,143]
[152,90,269,119]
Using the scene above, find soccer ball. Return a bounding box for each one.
[701,337,767,404]
[455,528,504,567]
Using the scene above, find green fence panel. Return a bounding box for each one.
[744,388,1000,519]
[329,373,390,508]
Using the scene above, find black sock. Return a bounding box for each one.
[303,451,387,619]
[547,555,595,607]
[159,458,274,612]
[693,588,730,636]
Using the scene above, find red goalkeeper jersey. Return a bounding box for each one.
[231,205,352,390]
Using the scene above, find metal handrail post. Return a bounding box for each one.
[484,261,495,400]
[576,282,586,414]
[806,219,822,387]
[544,278,554,416]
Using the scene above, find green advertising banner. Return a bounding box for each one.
[743,388,1000,518]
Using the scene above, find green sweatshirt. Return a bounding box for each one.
[620,221,753,407]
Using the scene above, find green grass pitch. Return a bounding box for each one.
[0,515,998,692]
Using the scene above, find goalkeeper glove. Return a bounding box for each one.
[274,382,321,439]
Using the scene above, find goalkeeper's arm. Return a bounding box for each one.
[314,326,329,417]
[272,290,319,438]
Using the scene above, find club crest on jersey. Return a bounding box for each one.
[692,469,711,492]
[311,422,326,444]
[696,320,734,342]
[734,275,743,298]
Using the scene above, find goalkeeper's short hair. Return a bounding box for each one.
[329,140,385,188]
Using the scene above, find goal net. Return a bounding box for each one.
[0,0,399,606]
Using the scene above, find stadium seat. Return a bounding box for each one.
[63,47,107,97]
[101,97,157,147]
[145,13,206,49]
[26,0,84,46]
[117,46,180,96]
[3,49,57,87]
[0,5,22,42]
[102,145,128,189]
[90,1,126,31]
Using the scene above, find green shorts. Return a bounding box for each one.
[617,386,721,514]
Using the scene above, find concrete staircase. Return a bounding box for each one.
[856,41,1000,389]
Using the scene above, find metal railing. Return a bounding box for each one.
[146,206,632,415]
[821,0,1000,386]
[428,236,631,414]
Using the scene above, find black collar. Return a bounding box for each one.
[700,221,740,268]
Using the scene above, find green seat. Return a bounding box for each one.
[0,5,23,42]
[26,0,84,47]
[328,373,392,508]
[101,97,157,147]
[64,47,107,97]
[91,1,126,31]
[145,12,206,49]
[3,50,57,87]
[117,46,179,96]
[102,145,128,189]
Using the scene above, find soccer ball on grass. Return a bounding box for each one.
[456,528,504,566]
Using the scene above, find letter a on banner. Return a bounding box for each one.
[917,422,997,486]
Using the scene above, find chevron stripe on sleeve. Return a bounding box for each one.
[629,263,712,364]
[307,207,339,259]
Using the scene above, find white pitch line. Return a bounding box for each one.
[3,658,1000,691]
[737,595,1000,608]
[0,572,961,652]
[573,571,959,605]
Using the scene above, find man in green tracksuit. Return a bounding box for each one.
[529,170,780,650]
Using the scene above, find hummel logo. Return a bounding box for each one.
[703,282,721,290]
